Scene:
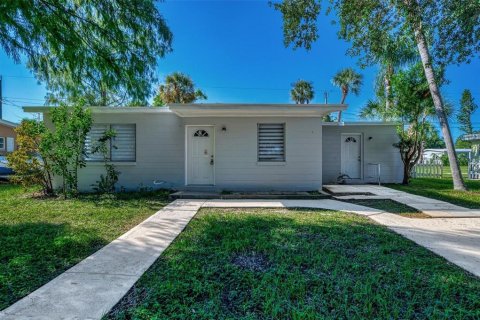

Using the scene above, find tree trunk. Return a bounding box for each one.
[384,65,393,119]
[338,94,347,122]
[402,161,410,185]
[413,23,467,190]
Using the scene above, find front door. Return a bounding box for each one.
[341,133,362,179]
[187,126,214,185]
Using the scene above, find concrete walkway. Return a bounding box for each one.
[2,198,480,319]
[0,200,205,320]
[324,184,480,218]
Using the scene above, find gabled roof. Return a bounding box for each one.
[0,119,18,128]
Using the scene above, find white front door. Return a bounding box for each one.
[341,133,362,179]
[187,126,214,185]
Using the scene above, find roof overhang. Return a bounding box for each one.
[462,133,480,142]
[0,119,18,128]
[23,106,172,114]
[168,103,347,117]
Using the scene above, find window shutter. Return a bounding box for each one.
[111,124,136,161]
[85,124,109,161]
[258,123,285,162]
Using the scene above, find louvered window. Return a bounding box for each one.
[85,124,136,162]
[258,123,285,162]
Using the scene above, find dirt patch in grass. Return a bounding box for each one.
[232,251,271,272]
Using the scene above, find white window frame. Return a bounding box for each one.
[86,124,136,162]
[0,137,4,150]
[257,123,286,163]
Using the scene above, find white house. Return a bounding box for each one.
[25,104,403,191]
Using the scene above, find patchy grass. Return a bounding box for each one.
[387,178,480,209]
[0,184,170,310]
[341,199,429,218]
[107,208,480,319]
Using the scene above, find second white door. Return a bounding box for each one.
[341,133,362,179]
[187,126,214,185]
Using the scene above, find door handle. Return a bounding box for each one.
[210,155,214,165]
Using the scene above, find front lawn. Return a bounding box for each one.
[387,178,480,209]
[0,184,170,310]
[107,208,480,319]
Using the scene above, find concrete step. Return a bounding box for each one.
[170,191,331,200]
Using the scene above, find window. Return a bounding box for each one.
[0,137,4,150]
[193,129,209,137]
[85,124,136,162]
[257,123,285,162]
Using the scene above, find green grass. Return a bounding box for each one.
[442,166,469,178]
[106,208,480,319]
[387,178,480,209]
[0,184,170,310]
[341,199,429,218]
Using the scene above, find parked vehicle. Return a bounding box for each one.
[0,156,14,176]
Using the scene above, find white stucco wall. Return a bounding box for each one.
[76,112,185,191]
[322,124,403,184]
[183,117,323,191]
[44,110,401,192]
[55,112,323,192]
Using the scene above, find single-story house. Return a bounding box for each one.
[25,104,403,191]
[0,119,18,156]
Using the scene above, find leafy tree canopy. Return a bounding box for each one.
[273,0,480,67]
[0,1,172,105]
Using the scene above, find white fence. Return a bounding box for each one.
[469,161,480,180]
[412,163,443,178]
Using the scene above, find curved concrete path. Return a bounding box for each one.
[324,184,480,218]
[2,198,480,319]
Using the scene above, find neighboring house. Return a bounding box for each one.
[462,134,480,179]
[0,119,17,156]
[422,148,472,164]
[25,104,403,191]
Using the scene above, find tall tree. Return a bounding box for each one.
[0,1,172,104]
[457,89,478,136]
[153,72,207,104]
[290,80,314,104]
[361,64,437,184]
[331,68,363,122]
[272,0,480,190]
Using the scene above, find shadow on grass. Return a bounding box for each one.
[0,222,107,310]
[107,208,480,319]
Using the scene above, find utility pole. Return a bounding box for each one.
[323,91,329,104]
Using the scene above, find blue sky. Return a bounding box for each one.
[1,0,479,139]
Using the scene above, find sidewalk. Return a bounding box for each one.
[324,184,480,218]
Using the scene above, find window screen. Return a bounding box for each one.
[85,124,136,162]
[257,123,285,162]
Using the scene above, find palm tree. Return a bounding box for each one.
[331,68,363,122]
[290,80,314,104]
[153,72,207,105]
